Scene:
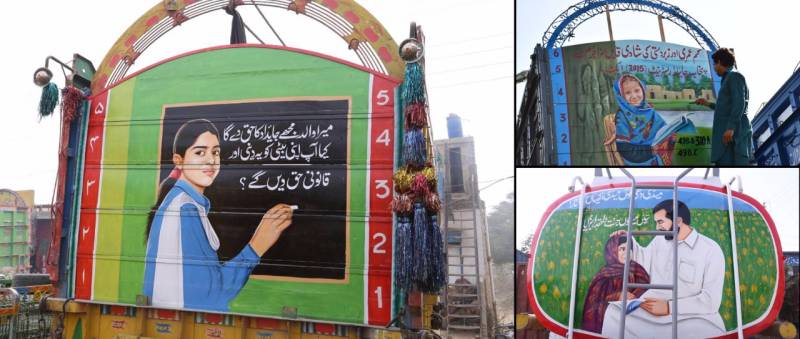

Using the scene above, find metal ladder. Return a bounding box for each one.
[615,168,693,339]
[566,169,745,339]
[444,168,483,337]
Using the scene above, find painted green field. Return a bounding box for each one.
[651,99,713,111]
[532,208,777,331]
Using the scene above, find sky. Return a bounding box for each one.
[0,0,514,209]
[516,168,800,252]
[516,0,800,117]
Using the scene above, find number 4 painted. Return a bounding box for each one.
[376,129,390,146]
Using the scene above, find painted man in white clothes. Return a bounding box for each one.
[602,199,726,339]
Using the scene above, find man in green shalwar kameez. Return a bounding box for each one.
[695,48,754,165]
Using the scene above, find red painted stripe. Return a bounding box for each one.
[366,75,398,325]
[74,90,108,300]
[315,323,335,335]
[527,181,785,338]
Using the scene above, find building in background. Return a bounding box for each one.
[752,69,800,165]
[433,114,496,337]
[31,205,53,274]
[0,189,33,274]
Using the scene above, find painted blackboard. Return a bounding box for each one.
[160,99,350,280]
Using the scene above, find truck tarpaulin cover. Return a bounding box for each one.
[527,182,784,338]
[73,45,400,326]
[549,40,722,166]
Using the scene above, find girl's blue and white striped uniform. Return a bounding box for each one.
[143,179,259,311]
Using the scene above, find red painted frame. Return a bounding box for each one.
[526,181,785,339]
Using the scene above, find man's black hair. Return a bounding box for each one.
[652,199,691,226]
[712,48,736,68]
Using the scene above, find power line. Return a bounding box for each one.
[432,46,512,60]
[429,76,507,89]
[480,176,513,192]
[427,32,513,48]
[428,61,512,75]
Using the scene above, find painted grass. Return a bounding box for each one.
[651,100,713,111]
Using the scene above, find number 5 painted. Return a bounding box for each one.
[376,90,390,106]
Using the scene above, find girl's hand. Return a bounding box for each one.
[249,204,293,256]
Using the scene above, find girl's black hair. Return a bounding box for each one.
[146,119,220,241]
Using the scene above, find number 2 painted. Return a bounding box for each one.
[372,233,386,254]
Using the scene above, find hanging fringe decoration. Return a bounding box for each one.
[394,216,413,291]
[428,214,447,292]
[402,128,427,167]
[391,193,413,215]
[411,202,429,288]
[425,192,441,213]
[393,168,413,193]
[411,173,430,198]
[39,82,59,119]
[61,86,85,123]
[401,63,425,104]
[392,28,447,304]
[422,166,437,190]
[404,102,427,130]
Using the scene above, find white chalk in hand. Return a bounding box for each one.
[289,205,299,210]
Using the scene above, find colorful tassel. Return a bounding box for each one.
[394,215,413,291]
[422,166,437,189]
[404,102,427,129]
[401,129,427,167]
[61,86,85,123]
[39,83,59,119]
[412,173,430,198]
[411,202,429,289]
[393,168,413,193]
[425,192,441,213]
[391,193,413,215]
[428,214,447,292]
[401,62,425,105]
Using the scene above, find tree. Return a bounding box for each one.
[519,232,535,255]
[646,72,657,87]
[487,192,514,264]
[671,72,682,92]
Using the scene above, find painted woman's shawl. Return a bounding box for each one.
[581,234,650,333]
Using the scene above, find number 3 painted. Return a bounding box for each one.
[376,129,391,146]
[376,90,390,106]
[375,180,390,199]
[372,233,387,254]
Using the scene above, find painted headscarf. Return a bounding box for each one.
[614,74,666,145]
[581,233,650,333]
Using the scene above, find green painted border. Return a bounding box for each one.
[86,47,385,325]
